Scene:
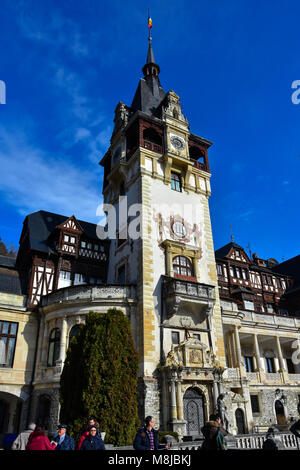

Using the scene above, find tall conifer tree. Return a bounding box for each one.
[60,309,139,446]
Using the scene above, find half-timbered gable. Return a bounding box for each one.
[16,210,108,307]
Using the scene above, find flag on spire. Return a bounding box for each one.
[148,11,152,29]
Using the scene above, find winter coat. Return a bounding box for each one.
[262,437,278,450]
[201,421,227,451]
[80,434,105,451]
[25,430,56,450]
[54,433,75,450]
[133,427,160,450]
[290,420,300,439]
[12,429,34,450]
[77,431,89,450]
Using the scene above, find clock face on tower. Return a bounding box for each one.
[172,221,187,239]
[170,134,185,151]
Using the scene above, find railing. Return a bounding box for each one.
[106,433,300,451]
[143,140,163,154]
[193,160,207,171]
[40,284,136,307]
[163,276,215,301]
[236,432,299,450]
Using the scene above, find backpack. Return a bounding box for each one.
[216,430,227,450]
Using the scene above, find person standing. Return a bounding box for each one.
[53,424,74,450]
[201,413,228,451]
[77,417,101,449]
[133,416,168,450]
[11,423,36,450]
[80,425,105,450]
[25,427,57,450]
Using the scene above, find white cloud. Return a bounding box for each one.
[0,126,103,223]
[18,9,90,58]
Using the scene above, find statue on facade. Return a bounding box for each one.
[165,348,179,367]
[217,394,230,433]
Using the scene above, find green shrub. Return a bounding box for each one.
[60,309,139,446]
[158,431,179,442]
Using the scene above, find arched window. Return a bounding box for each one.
[173,256,193,277]
[47,328,60,367]
[68,325,81,344]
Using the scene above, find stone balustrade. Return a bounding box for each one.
[40,284,136,307]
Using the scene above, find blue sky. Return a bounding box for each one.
[0,0,299,261]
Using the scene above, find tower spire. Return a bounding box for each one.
[143,11,160,82]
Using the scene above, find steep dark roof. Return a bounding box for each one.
[24,210,102,255]
[131,78,165,117]
[0,267,22,295]
[215,242,245,259]
[272,255,300,281]
[131,39,165,117]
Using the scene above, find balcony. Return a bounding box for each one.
[162,275,215,320]
[143,140,163,154]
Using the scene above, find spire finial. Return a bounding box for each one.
[230,224,234,243]
[148,8,152,42]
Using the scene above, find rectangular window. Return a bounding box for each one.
[171,172,182,192]
[70,236,75,244]
[87,243,92,250]
[64,235,69,242]
[286,358,295,374]
[230,266,235,277]
[244,300,254,311]
[117,265,126,284]
[172,331,180,344]
[217,265,223,276]
[244,356,254,372]
[193,334,201,341]
[236,267,241,278]
[94,244,99,251]
[275,278,281,288]
[266,357,274,373]
[250,395,260,413]
[59,270,71,280]
[81,241,86,248]
[267,303,274,313]
[0,321,18,368]
[242,269,248,280]
[74,273,86,285]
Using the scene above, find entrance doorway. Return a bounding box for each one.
[235,408,246,434]
[183,387,205,436]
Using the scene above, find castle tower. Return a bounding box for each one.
[100,35,226,437]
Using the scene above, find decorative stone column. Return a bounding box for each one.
[176,370,183,420]
[169,369,177,421]
[276,336,286,372]
[253,334,261,372]
[213,381,219,410]
[35,315,45,378]
[234,325,242,367]
[58,316,68,364]
[41,320,49,367]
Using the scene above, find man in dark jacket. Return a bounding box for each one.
[201,413,228,451]
[80,425,105,451]
[53,424,74,450]
[133,416,168,450]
